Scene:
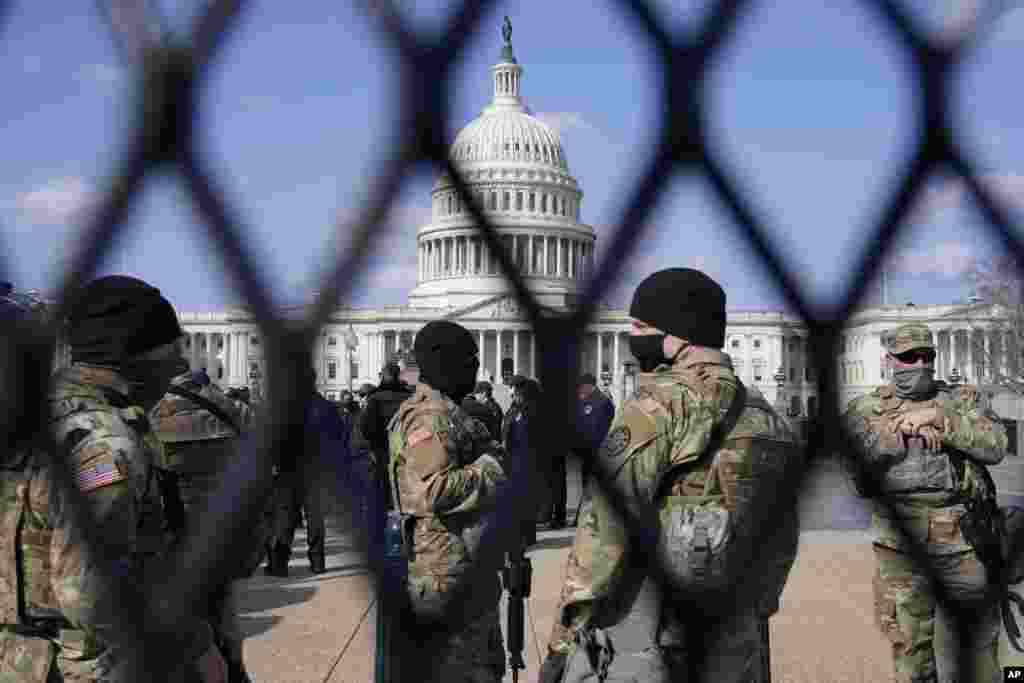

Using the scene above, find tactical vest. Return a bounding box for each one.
[870,385,957,498]
[0,446,62,628]
[654,382,799,597]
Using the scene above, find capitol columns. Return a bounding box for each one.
[596,331,604,379]
[478,330,486,379]
[612,331,620,396]
[513,327,520,377]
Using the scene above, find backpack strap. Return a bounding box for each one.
[165,385,241,436]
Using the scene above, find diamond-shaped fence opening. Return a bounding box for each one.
[4,0,1024,681]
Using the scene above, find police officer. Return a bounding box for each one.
[570,373,614,526]
[0,276,227,681]
[842,323,1007,683]
[504,378,545,546]
[150,367,258,682]
[388,320,508,681]
[540,268,801,683]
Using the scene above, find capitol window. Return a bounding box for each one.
[328,336,337,346]
[529,192,536,211]
[503,191,510,211]
[541,194,548,213]
[516,191,523,211]
[328,361,337,380]
[250,336,259,346]
[731,339,740,349]
[489,192,497,210]
[753,339,761,349]
[753,360,764,382]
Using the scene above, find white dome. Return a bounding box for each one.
[451,111,567,171]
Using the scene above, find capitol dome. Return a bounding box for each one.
[408,21,596,310]
[450,108,567,172]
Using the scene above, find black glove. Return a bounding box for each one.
[539,652,568,683]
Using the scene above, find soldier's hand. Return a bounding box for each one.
[918,425,943,452]
[196,644,228,683]
[897,407,946,436]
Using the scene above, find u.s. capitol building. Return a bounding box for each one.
[173,29,1016,427]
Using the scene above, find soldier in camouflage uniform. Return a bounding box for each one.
[540,269,802,683]
[150,368,259,682]
[387,320,508,682]
[0,276,226,682]
[842,322,1007,683]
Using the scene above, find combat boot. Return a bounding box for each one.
[264,543,290,578]
[309,553,326,575]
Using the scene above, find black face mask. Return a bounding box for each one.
[628,334,668,372]
[121,356,191,410]
[892,366,936,400]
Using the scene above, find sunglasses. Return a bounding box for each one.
[892,349,936,365]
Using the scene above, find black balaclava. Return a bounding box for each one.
[892,366,936,400]
[414,321,479,403]
[67,276,187,406]
[628,268,726,371]
[628,334,668,373]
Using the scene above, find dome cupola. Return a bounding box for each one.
[408,18,596,311]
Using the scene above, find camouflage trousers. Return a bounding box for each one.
[0,629,99,683]
[873,546,1001,683]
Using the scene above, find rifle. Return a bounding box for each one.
[502,534,533,683]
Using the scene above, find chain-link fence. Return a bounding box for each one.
[4,0,1024,680]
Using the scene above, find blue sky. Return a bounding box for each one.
[1,1,1023,313]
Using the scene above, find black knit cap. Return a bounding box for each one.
[67,276,183,364]
[629,268,726,348]
[414,321,478,397]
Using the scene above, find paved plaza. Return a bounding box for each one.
[236,460,1024,682]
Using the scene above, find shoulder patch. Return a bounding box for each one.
[75,460,127,492]
[407,428,434,448]
[600,425,631,460]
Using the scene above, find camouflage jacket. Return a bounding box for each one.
[149,373,253,475]
[0,365,212,676]
[387,382,507,620]
[547,347,802,655]
[842,381,1007,553]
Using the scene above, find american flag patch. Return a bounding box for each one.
[75,461,127,492]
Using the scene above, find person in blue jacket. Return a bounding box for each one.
[573,373,615,522]
[505,378,543,546]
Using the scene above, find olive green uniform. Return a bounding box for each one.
[387,382,508,682]
[547,348,801,682]
[150,373,258,679]
[0,365,212,681]
[842,323,1007,683]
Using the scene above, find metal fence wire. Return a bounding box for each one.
[3,0,1024,680]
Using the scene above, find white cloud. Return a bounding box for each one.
[535,112,602,138]
[77,64,124,88]
[990,7,1024,41]
[915,173,1024,219]
[12,177,94,225]
[885,240,976,276]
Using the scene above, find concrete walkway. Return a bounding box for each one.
[237,457,1024,683]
